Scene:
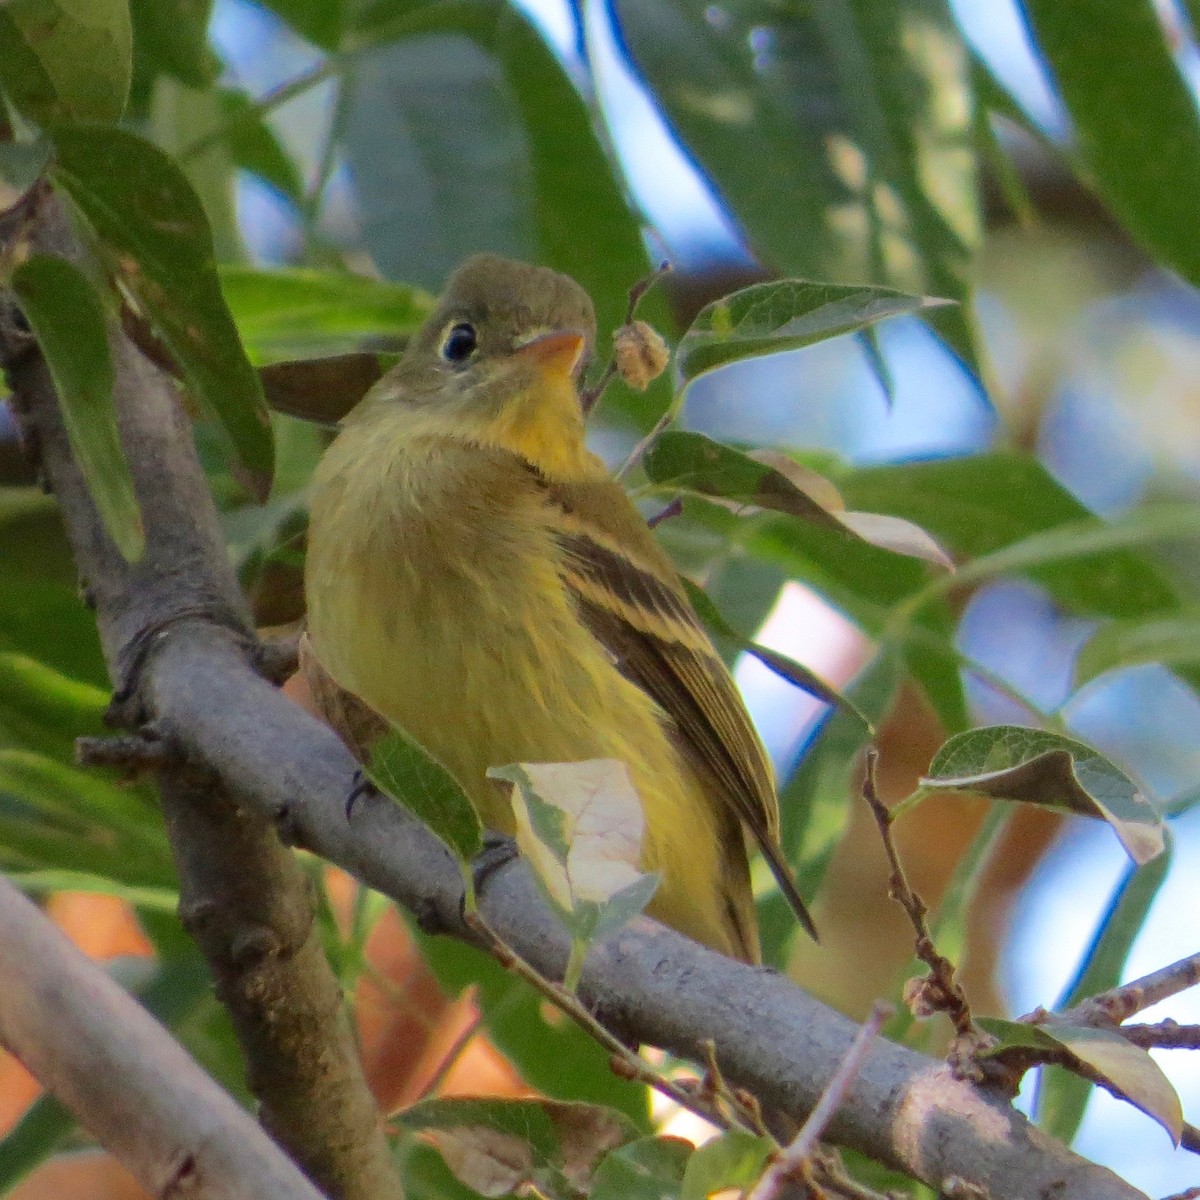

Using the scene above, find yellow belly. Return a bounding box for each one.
[305,423,756,959]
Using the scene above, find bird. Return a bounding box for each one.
[303,252,816,963]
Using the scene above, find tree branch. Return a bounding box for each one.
[0,194,403,1200]
[0,191,1147,1200]
[0,875,328,1200]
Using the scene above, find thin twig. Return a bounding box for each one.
[464,910,755,1138]
[646,497,683,528]
[862,751,974,1038]
[580,259,672,414]
[1183,1123,1200,1156]
[75,729,180,774]
[748,1002,893,1200]
[1075,952,1200,1024]
[1119,1021,1200,1050]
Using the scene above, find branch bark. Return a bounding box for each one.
[0,195,404,1200]
[0,875,327,1200]
[0,190,1148,1200]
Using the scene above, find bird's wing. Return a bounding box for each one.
[544,477,817,941]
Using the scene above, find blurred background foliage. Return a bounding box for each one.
[1,0,1200,1196]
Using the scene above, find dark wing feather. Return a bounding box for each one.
[544,478,818,941]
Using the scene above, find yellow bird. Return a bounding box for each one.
[304,254,815,963]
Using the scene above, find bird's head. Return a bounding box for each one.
[365,255,597,450]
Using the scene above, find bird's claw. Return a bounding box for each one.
[345,769,380,820]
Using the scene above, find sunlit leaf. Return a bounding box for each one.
[922,726,1164,865]
[0,0,131,125]
[490,759,659,950]
[677,279,944,381]
[51,125,274,495]
[979,1016,1183,1145]
[11,253,144,561]
[614,0,983,373]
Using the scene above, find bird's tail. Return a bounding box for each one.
[756,835,819,943]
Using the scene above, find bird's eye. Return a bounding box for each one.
[441,322,478,364]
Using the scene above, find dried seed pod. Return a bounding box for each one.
[612,319,669,391]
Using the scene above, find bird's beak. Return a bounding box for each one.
[512,329,587,380]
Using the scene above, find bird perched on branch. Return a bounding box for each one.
[303,253,815,962]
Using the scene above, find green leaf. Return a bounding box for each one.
[216,88,304,204]
[1035,846,1173,1145]
[1075,612,1200,688]
[9,868,179,911]
[677,279,945,382]
[129,0,217,97]
[258,0,343,51]
[683,578,872,730]
[840,452,1184,619]
[590,1136,692,1200]
[613,0,983,372]
[51,125,274,496]
[1019,0,1200,287]
[415,931,650,1126]
[11,253,144,561]
[0,1094,74,1192]
[0,749,172,876]
[340,0,652,342]
[978,1016,1183,1146]
[759,648,901,966]
[368,731,483,863]
[922,726,1164,866]
[0,652,108,760]
[644,432,950,567]
[397,1096,638,1198]
[645,432,845,527]
[680,1129,773,1200]
[936,504,1200,599]
[220,265,433,361]
[903,603,971,735]
[0,0,131,125]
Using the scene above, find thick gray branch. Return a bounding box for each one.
[0,193,1145,1200]
[0,875,327,1200]
[1,196,403,1200]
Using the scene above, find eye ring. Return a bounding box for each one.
[441,322,478,364]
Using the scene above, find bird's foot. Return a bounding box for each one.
[345,768,380,820]
[471,831,519,899]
